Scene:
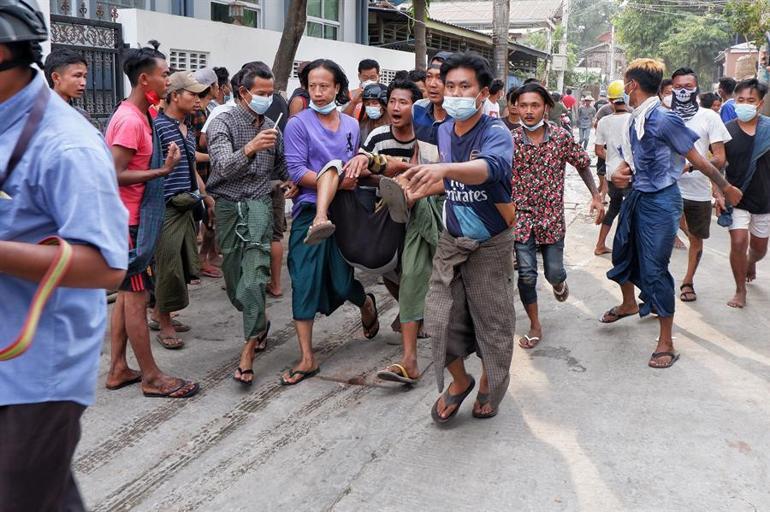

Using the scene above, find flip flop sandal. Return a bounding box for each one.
[518,335,541,349]
[362,293,380,339]
[148,319,190,332]
[679,283,697,302]
[253,321,271,353]
[106,374,142,391]
[304,220,336,245]
[472,392,498,419]
[553,281,569,302]
[431,376,475,425]
[143,381,200,398]
[648,351,680,369]
[155,334,184,350]
[379,177,410,224]
[377,363,419,385]
[599,306,637,324]
[280,367,320,386]
[233,368,254,386]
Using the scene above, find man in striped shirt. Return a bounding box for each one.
[152,71,214,349]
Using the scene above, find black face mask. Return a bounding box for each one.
[671,87,699,121]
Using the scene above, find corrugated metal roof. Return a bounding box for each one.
[426,0,563,26]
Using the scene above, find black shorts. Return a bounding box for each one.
[0,401,87,512]
[682,199,712,240]
[119,225,154,292]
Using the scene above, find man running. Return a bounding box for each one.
[670,67,731,303]
[511,82,604,349]
[723,79,770,308]
[600,58,742,369]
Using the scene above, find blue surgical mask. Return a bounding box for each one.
[623,93,631,105]
[443,93,480,121]
[365,105,383,120]
[523,119,545,132]
[249,93,273,115]
[310,100,337,115]
[735,103,758,122]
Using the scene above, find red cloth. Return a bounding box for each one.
[105,101,153,225]
[562,94,576,110]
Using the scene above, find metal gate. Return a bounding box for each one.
[50,14,124,128]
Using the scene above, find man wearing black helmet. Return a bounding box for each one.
[0,0,128,509]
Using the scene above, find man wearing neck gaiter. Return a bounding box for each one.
[672,67,732,303]
[600,59,743,369]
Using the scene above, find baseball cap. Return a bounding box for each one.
[430,51,453,67]
[193,67,218,87]
[167,71,208,94]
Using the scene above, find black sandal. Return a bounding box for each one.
[431,376,476,425]
[472,392,498,419]
[649,351,680,369]
[233,368,255,386]
[362,293,379,339]
[254,321,271,353]
[679,283,697,302]
[280,367,320,386]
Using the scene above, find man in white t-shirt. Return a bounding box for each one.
[594,80,632,255]
[482,79,504,117]
[671,68,731,302]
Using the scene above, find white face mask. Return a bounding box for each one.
[523,119,545,132]
[662,95,673,108]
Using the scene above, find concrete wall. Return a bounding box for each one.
[118,8,414,93]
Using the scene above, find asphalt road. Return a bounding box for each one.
[78,170,770,511]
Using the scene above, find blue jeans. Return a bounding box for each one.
[515,235,567,305]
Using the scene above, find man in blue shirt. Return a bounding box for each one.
[601,58,743,369]
[0,1,128,509]
[719,76,738,123]
[402,52,516,424]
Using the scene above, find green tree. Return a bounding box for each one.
[658,14,730,81]
[724,0,770,51]
[614,0,678,61]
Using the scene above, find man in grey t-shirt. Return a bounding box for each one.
[577,96,597,149]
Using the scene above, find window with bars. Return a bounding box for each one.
[169,49,209,71]
[379,69,398,85]
[306,0,340,40]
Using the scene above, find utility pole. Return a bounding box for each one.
[556,0,570,93]
[609,22,616,81]
[492,0,510,83]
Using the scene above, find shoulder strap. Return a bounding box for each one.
[1,85,50,189]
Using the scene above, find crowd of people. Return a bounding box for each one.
[2,0,770,508]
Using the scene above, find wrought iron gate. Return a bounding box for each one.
[50,14,124,127]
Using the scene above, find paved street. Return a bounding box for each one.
[79,172,770,511]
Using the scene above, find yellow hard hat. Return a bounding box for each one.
[607,80,625,100]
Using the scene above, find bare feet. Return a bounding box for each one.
[747,261,757,283]
[594,245,611,255]
[727,289,746,309]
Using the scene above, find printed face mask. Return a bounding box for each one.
[673,87,698,103]
[671,87,699,121]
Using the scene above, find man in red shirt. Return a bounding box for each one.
[105,46,199,398]
[562,87,576,110]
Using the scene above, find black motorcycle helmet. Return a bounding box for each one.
[0,0,48,71]
[362,82,387,106]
